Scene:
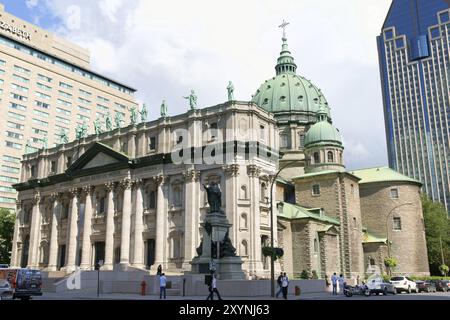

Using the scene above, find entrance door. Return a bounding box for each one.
[95,242,105,265]
[21,235,30,268]
[146,239,155,269]
[58,245,66,270]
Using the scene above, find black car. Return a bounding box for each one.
[430,280,448,292]
[415,280,436,293]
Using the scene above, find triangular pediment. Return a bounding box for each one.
[83,152,120,169]
[66,142,130,176]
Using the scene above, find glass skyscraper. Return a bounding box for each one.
[377,0,450,213]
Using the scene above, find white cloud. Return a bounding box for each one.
[98,0,123,23]
[42,0,391,169]
[26,0,39,9]
[65,5,81,30]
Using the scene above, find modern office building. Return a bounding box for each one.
[0,3,137,210]
[377,0,450,213]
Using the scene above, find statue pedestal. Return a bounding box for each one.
[190,212,245,280]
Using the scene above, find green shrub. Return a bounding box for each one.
[439,264,449,276]
[300,270,310,279]
[311,270,319,279]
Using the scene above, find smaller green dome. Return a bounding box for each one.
[304,107,342,148]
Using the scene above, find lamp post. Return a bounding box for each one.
[269,160,298,298]
[385,202,412,275]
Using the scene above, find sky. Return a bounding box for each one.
[2,0,393,170]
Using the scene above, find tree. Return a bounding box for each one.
[0,208,15,264]
[422,196,450,276]
[384,256,398,276]
[300,270,310,279]
[261,246,284,261]
[439,264,449,277]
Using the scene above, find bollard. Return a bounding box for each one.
[295,285,301,296]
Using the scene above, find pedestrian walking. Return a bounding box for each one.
[338,274,345,294]
[206,273,223,300]
[275,272,283,298]
[159,273,167,299]
[281,272,289,300]
[331,273,338,295]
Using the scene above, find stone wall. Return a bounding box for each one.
[359,182,429,276]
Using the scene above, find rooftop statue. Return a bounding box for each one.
[227,81,234,101]
[128,105,138,125]
[59,128,69,144]
[183,90,198,110]
[160,100,168,117]
[41,134,48,149]
[140,103,148,123]
[114,112,123,129]
[93,116,103,135]
[202,182,222,214]
[105,112,113,131]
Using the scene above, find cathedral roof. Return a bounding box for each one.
[251,36,330,116]
[277,202,340,225]
[304,105,343,148]
[350,166,422,185]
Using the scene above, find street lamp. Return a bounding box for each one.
[385,202,413,258]
[269,160,298,298]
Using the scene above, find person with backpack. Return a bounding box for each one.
[206,273,223,300]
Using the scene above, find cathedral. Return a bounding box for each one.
[10,30,430,281]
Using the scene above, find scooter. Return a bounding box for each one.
[344,283,370,297]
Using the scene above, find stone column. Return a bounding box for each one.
[47,193,61,271]
[154,175,167,268]
[80,186,94,269]
[28,194,41,268]
[182,170,200,270]
[103,182,116,270]
[65,188,79,272]
[10,201,22,268]
[247,165,262,274]
[132,179,144,268]
[223,164,239,245]
[119,178,132,268]
[128,133,136,158]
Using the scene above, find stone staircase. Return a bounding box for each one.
[41,271,68,292]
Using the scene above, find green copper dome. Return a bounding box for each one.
[251,37,330,116]
[304,106,342,148]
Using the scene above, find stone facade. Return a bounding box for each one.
[10,101,278,277]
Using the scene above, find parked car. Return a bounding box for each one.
[415,280,436,293]
[366,277,397,295]
[0,264,9,269]
[390,276,418,293]
[0,279,13,300]
[443,280,450,291]
[430,280,449,292]
[0,269,42,300]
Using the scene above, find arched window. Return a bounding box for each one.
[314,238,318,253]
[312,184,321,196]
[353,217,357,229]
[260,182,267,202]
[240,185,248,199]
[314,152,320,164]
[280,134,288,148]
[327,151,334,163]
[241,240,248,256]
[240,213,248,229]
[369,258,376,266]
[299,134,305,149]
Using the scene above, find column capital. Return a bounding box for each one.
[105,181,117,192]
[183,170,200,182]
[32,193,41,205]
[50,192,63,202]
[82,185,95,195]
[223,164,240,177]
[153,175,168,186]
[120,178,132,190]
[69,188,80,198]
[132,178,144,189]
[247,164,261,177]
